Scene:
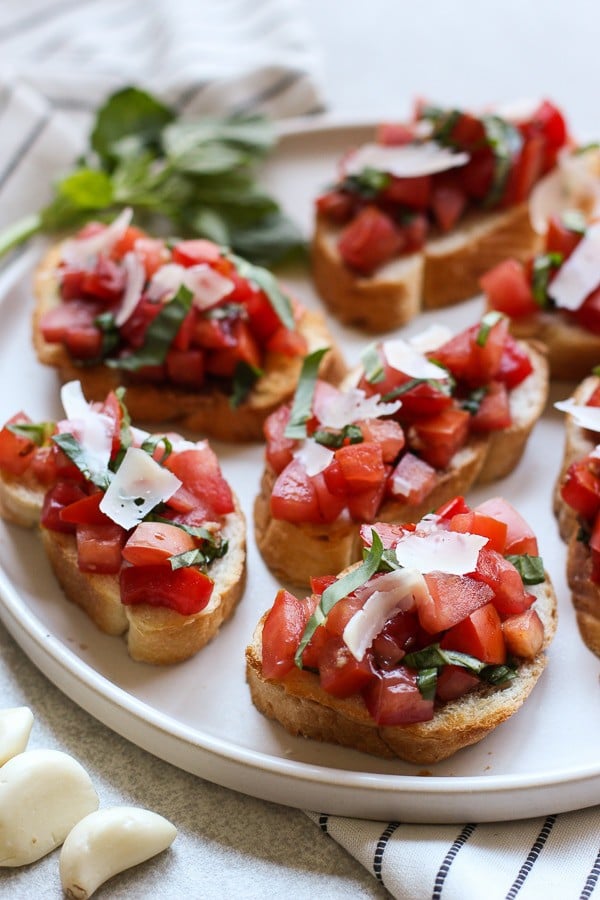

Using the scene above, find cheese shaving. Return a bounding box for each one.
[147,262,233,308]
[115,251,146,326]
[393,530,487,575]
[59,381,112,480]
[314,387,401,429]
[99,447,181,530]
[344,141,469,178]
[61,208,133,268]
[555,398,600,432]
[383,338,450,380]
[294,440,334,477]
[547,222,600,310]
[408,324,453,354]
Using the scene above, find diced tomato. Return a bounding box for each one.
[469,381,512,432]
[460,149,494,200]
[309,575,337,596]
[440,602,506,664]
[355,418,405,463]
[448,111,486,150]
[0,413,35,475]
[472,548,534,616]
[40,300,104,360]
[28,445,61,485]
[524,100,568,170]
[363,667,434,725]
[387,452,437,504]
[335,442,385,491]
[561,458,600,521]
[435,665,480,702]
[347,479,387,522]
[166,446,234,518]
[382,175,431,209]
[76,521,126,574]
[497,335,534,389]
[264,405,297,473]
[430,172,467,232]
[474,497,539,556]
[409,407,470,470]
[376,122,415,145]
[270,458,321,523]
[587,385,600,408]
[590,512,600,583]
[165,348,205,387]
[60,268,87,301]
[434,318,509,386]
[403,213,428,251]
[323,591,366,639]
[169,309,195,352]
[111,225,147,258]
[419,572,494,634]
[119,296,162,349]
[322,458,348,497]
[131,237,170,277]
[244,288,281,342]
[122,522,196,567]
[300,615,329,670]
[266,325,307,358]
[192,316,237,350]
[311,471,346,523]
[450,512,507,554]
[386,374,453,420]
[41,482,87,533]
[545,214,583,259]
[337,206,403,275]
[480,259,538,318]
[318,637,375,698]
[205,320,261,376]
[59,491,108,525]
[316,189,356,224]
[502,135,545,206]
[435,495,471,520]
[171,239,222,267]
[81,255,125,304]
[261,588,308,679]
[359,521,412,549]
[574,287,600,335]
[120,564,214,615]
[502,609,544,658]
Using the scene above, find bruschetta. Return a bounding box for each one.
[483,212,600,381]
[246,498,557,764]
[0,381,246,664]
[254,315,548,586]
[32,210,346,441]
[312,99,569,331]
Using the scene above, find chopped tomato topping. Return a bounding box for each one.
[337,205,403,275]
[120,564,214,616]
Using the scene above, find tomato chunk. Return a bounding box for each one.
[440,603,506,665]
[41,482,87,533]
[0,414,35,475]
[270,458,320,523]
[122,522,196,566]
[480,259,538,318]
[474,497,539,556]
[261,588,308,679]
[363,667,434,725]
[502,609,544,658]
[338,206,403,275]
[388,452,437,504]
[435,665,480,702]
[120,564,214,615]
[166,446,234,518]
[419,572,494,633]
[449,512,507,554]
[318,638,375,698]
[76,521,126,574]
[469,381,512,433]
[335,442,385,491]
[409,407,470,470]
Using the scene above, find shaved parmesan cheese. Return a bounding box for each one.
[394,530,487,575]
[408,324,453,354]
[344,141,469,178]
[548,222,600,310]
[115,252,146,326]
[555,398,600,432]
[61,208,133,268]
[314,387,401,429]
[147,263,233,309]
[100,447,181,529]
[294,439,334,476]
[60,381,112,479]
[383,338,450,380]
[343,568,429,661]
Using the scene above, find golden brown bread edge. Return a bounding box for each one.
[312,202,539,332]
[245,577,557,764]
[254,342,549,587]
[0,470,246,665]
[499,312,600,383]
[32,245,347,441]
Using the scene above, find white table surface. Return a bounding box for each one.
[4,0,600,896]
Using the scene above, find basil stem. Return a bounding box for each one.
[381,374,451,403]
[284,347,329,439]
[531,252,563,307]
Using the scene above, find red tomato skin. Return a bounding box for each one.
[440,603,506,665]
[561,459,600,522]
[359,521,412,549]
[0,414,35,475]
[419,572,494,634]
[435,665,480,702]
[171,239,221,266]
[474,497,539,556]
[387,452,437,504]
[59,492,109,526]
[497,336,534,389]
[120,564,214,616]
[166,446,234,518]
[347,479,386,522]
[315,189,356,224]
[76,522,126,574]
[264,405,297,474]
[337,206,403,275]
[381,175,431,209]
[573,287,600,335]
[354,418,405,463]
[502,609,544,658]
[335,441,385,492]
[122,522,196,567]
[480,258,539,318]
[430,173,467,231]
[270,458,321,523]
[317,638,375,698]
[409,407,471,470]
[449,512,507,554]
[469,381,512,433]
[41,482,87,533]
[261,589,309,679]
[311,472,346,523]
[435,496,471,520]
[165,349,205,387]
[362,667,434,726]
[266,326,307,358]
[545,215,583,259]
[471,548,534,617]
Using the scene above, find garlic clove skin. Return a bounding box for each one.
[0,707,34,766]
[0,748,99,867]
[60,806,177,899]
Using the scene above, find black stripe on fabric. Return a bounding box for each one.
[46,95,103,113]
[0,113,50,192]
[0,0,96,43]
[173,82,211,114]
[505,814,557,900]
[0,83,14,120]
[231,70,305,116]
[432,823,477,900]
[317,814,329,835]
[373,821,400,885]
[580,845,600,899]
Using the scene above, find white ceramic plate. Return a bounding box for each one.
[0,121,599,825]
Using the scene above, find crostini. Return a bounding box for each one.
[312,99,569,331]
[32,209,346,441]
[254,315,548,586]
[483,212,600,381]
[0,381,246,664]
[246,498,557,764]
[554,375,600,655]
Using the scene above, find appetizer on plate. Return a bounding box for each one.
[312,99,568,331]
[483,212,600,380]
[254,316,548,586]
[33,209,345,441]
[0,382,246,664]
[247,498,557,764]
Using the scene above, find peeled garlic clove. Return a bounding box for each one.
[0,707,34,766]
[60,806,177,899]
[0,749,98,867]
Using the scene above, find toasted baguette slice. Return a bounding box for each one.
[254,342,548,587]
[565,535,600,657]
[32,246,347,441]
[246,577,557,764]
[312,204,538,332]
[500,312,600,382]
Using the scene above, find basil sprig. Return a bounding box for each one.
[505,553,545,585]
[312,424,363,449]
[228,252,295,331]
[7,421,55,446]
[294,530,384,668]
[481,114,523,208]
[284,347,329,439]
[476,310,504,347]
[361,342,385,384]
[531,252,563,307]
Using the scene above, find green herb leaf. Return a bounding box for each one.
[228,210,305,267]
[417,667,438,701]
[561,209,587,235]
[107,285,193,371]
[52,433,111,489]
[505,553,545,585]
[361,342,385,384]
[418,106,462,144]
[94,312,120,359]
[574,142,600,156]
[381,374,452,403]
[284,347,329,439]
[461,386,488,415]
[313,423,364,449]
[91,87,175,165]
[7,421,54,446]
[228,252,295,329]
[593,365,600,378]
[230,361,263,408]
[481,115,523,208]
[57,169,115,209]
[480,663,517,685]
[531,252,563,306]
[403,643,487,674]
[140,434,173,465]
[476,310,504,347]
[341,168,390,198]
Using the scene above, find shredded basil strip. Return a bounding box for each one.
[505,553,545,585]
[313,423,363,449]
[476,310,504,347]
[561,209,587,235]
[284,347,329,439]
[340,168,390,198]
[461,385,488,415]
[230,360,263,409]
[94,311,120,359]
[531,252,563,306]
[417,667,438,701]
[294,530,384,668]
[574,142,600,156]
[7,421,54,446]
[140,434,173,464]
[480,664,517,685]
[169,538,228,571]
[151,516,223,546]
[481,115,523,208]
[419,106,462,145]
[361,342,385,384]
[381,374,451,403]
[52,433,111,489]
[403,642,517,690]
[228,252,294,330]
[106,284,193,371]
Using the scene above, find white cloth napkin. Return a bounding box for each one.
[1,3,599,899]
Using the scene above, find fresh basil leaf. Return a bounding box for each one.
[341,168,390,198]
[378,548,402,572]
[57,169,114,209]
[107,285,193,371]
[361,342,385,383]
[403,643,487,674]
[230,361,263,408]
[505,553,545,585]
[531,252,563,306]
[420,106,462,145]
[228,252,295,329]
[561,209,587,235]
[163,115,274,157]
[189,207,231,246]
[382,375,452,402]
[94,312,120,359]
[593,365,600,378]
[417,667,438,701]
[480,663,517,685]
[284,347,329,439]
[91,87,175,165]
[7,421,55,446]
[140,435,173,464]
[228,210,305,266]
[167,137,249,175]
[476,310,504,347]
[313,423,364,449]
[481,115,523,208]
[294,530,384,668]
[52,433,111,489]
[461,386,488,415]
[169,535,228,570]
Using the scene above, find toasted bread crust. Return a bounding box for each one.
[502,313,600,382]
[32,246,347,441]
[565,535,600,658]
[312,204,539,332]
[245,578,557,764]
